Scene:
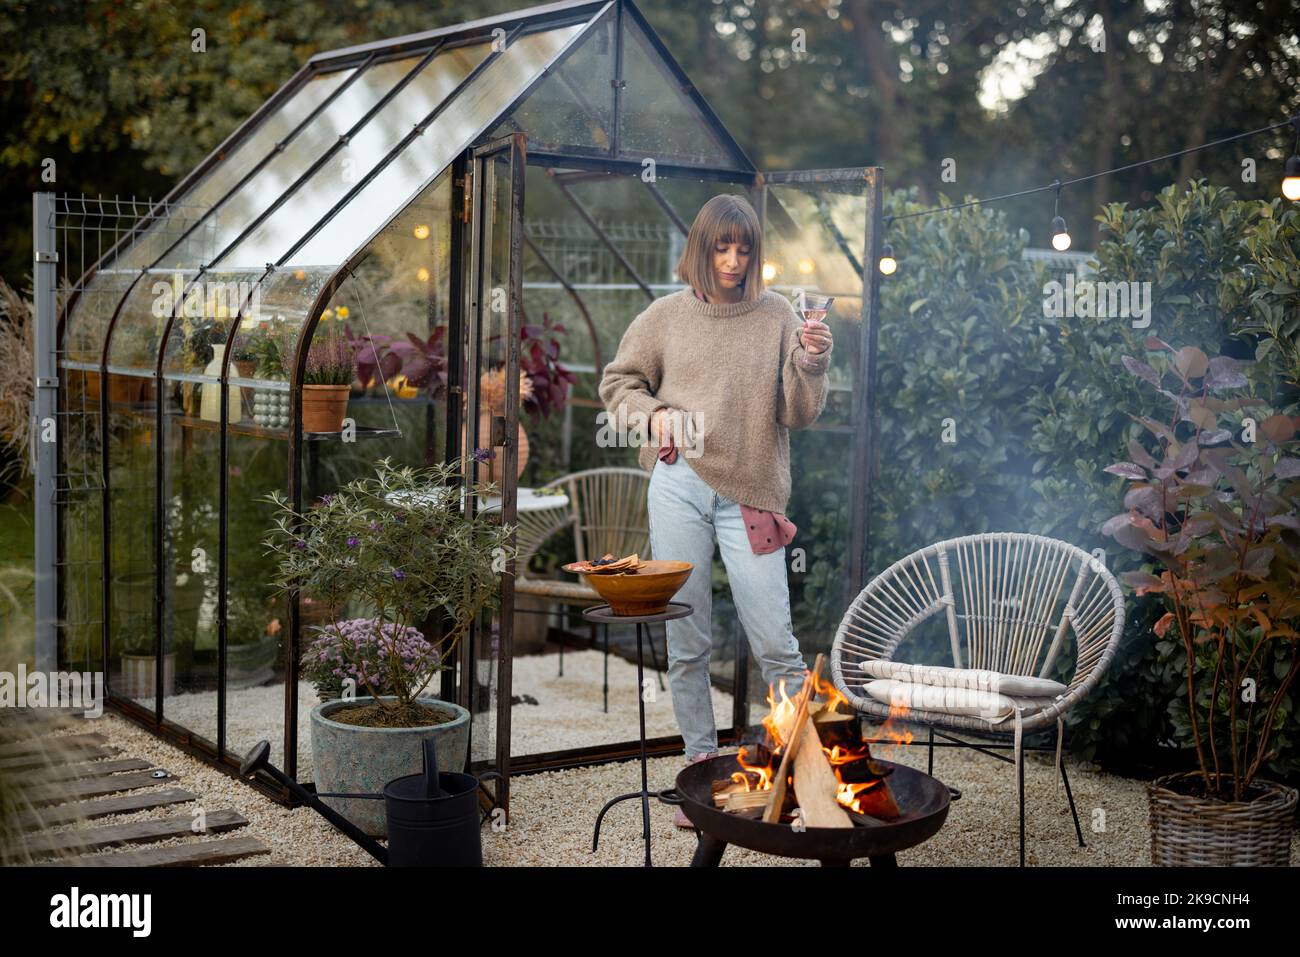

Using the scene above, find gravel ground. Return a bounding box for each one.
[155,649,744,770]
[60,706,1251,868]
[510,650,748,754]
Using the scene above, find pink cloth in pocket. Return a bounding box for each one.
[658,434,797,556]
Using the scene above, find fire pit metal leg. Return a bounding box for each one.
[691,833,727,867]
[868,854,897,868]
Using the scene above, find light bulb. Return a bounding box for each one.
[415,267,430,282]
[413,224,430,240]
[878,243,897,275]
[1283,155,1300,201]
[1051,216,1071,251]
[761,261,777,282]
[797,258,815,274]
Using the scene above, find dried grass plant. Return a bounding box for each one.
[0,279,35,485]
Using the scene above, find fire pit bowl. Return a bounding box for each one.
[662,754,953,867]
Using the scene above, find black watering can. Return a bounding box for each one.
[240,737,483,867]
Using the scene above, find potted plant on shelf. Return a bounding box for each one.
[1104,339,1299,866]
[262,457,515,836]
[249,318,291,429]
[300,318,356,433]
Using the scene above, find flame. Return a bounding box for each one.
[884,701,914,746]
[837,779,882,814]
[733,743,772,791]
[723,668,903,818]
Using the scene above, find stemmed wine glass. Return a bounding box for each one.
[792,289,834,325]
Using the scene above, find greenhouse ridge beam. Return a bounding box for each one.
[306,0,607,70]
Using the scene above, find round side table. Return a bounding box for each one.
[584,600,692,868]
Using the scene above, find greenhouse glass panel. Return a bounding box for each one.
[104,380,157,714]
[159,56,438,271]
[757,172,869,668]
[62,270,140,366]
[282,24,584,269]
[224,431,291,769]
[216,44,491,270]
[119,68,360,273]
[159,382,221,747]
[225,268,337,390]
[616,12,745,168]
[491,8,614,153]
[106,270,191,371]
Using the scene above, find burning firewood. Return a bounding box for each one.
[766,655,853,829]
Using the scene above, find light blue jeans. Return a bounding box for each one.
[648,454,807,759]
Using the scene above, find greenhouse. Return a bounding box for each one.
[44,0,881,812]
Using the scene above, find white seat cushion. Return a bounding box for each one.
[858,660,1067,698]
[863,679,1059,724]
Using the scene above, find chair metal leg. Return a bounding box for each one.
[1060,749,1086,848]
[1017,734,1026,868]
[927,726,935,776]
[602,621,609,713]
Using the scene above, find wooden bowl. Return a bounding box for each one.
[562,560,693,616]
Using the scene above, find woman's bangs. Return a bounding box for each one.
[714,210,755,249]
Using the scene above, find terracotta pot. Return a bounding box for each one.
[302,384,351,432]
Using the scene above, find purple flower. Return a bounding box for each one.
[392,569,406,580]
[321,494,333,505]
[472,447,495,463]
[347,536,359,548]
[369,521,380,531]
[295,540,307,550]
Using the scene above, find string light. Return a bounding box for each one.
[887,115,1299,230]
[1283,117,1300,201]
[878,216,897,274]
[413,224,430,239]
[1050,180,1071,251]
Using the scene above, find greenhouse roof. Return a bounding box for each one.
[63,0,754,368]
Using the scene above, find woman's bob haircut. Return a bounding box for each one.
[675,194,764,302]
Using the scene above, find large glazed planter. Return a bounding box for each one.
[1149,772,1297,866]
[310,696,470,837]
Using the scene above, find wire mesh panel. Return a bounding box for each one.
[38,195,213,687]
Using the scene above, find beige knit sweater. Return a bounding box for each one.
[597,287,833,513]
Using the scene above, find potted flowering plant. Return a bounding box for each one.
[299,319,355,432]
[262,457,515,835]
[1103,339,1299,865]
[302,618,434,701]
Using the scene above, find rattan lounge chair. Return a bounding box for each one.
[829,532,1125,865]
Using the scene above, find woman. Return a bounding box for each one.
[598,194,833,826]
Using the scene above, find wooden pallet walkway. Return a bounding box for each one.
[1,708,269,866]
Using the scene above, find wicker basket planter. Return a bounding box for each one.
[1149,772,1297,866]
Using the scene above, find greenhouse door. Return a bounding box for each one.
[459,133,526,814]
[757,167,884,607]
